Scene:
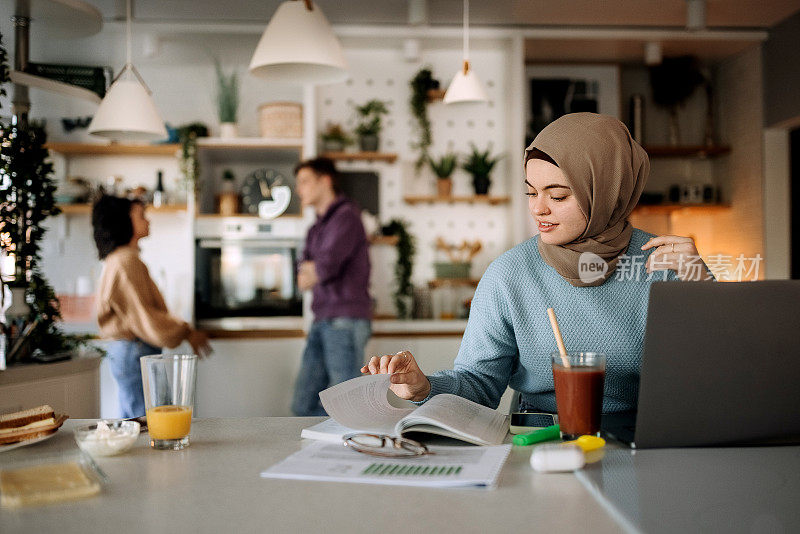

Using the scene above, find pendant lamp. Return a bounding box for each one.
[88,0,166,142]
[443,0,487,105]
[249,0,348,85]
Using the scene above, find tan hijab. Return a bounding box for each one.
[524,113,649,287]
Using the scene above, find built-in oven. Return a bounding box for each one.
[194,218,306,319]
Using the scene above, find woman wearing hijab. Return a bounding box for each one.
[362,113,710,413]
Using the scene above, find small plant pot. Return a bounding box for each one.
[359,134,379,152]
[219,122,238,139]
[437,178,453,197]
[322,139,345,153]
[434,262,471,279]
[472,175,491,196]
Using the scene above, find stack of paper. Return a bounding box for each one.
[261,441,511,489]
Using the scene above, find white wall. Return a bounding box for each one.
[315,38,519,315]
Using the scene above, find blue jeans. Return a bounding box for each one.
[106,339,162,418]
[291,318,371,416]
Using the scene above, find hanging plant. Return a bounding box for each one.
[649,56,706,145]
[178,122,209,196]
[381,219,416,319]
[409,68,438,171]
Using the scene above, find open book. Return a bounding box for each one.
[303,374,509,446]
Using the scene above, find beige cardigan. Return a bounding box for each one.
[97,245,191,348]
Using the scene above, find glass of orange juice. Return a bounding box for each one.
[140,354,197,450]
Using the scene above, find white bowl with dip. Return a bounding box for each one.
[74,420,140,457]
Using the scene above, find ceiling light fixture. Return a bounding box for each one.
[443,0,487,105]
[88,0,166,142]
[249,0,348,85]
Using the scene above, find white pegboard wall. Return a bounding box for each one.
[316,43,516,304]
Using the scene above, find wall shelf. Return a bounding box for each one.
[632,203,731,215]
[194,213,303,219]
[644,145,731,158]
[370,235,399,246]
[45,143,180,156]
[426,89,447,102]
[57,203,187,215]
[196,137,304,150]
[427,278,479,289]
[404,195,510,206]
[320,152,398,163]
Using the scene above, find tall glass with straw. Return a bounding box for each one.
[547,308,606,440]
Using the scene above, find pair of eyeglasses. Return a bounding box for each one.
[342,433,433,458]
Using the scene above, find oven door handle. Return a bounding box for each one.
[198,239,301,249]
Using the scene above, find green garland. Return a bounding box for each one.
[0,31,93,359]
[383,219,415,319]
[0,33,8,97]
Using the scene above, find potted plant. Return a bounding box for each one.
[215,59,239,138]
[381,219,416,319]
[320,122,353,153]
[429,152,458,197]
[649,56,706,146]
[353,99,389,152]
[409,67,439,171]
[462,144,502,196]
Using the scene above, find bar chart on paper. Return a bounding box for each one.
[362,463,463,476]
[261,442,511,488]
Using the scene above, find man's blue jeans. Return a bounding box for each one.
[291,318,371,416]
[106,339,162,418]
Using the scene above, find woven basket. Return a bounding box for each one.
[258,102,303,138]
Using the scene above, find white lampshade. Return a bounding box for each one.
[88,76,167,142]
[249,0,348,85]
[444,62,488,104]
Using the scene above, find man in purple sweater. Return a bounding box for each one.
[291,158,372,416]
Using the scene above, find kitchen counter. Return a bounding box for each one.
[0,418,620,533]
[199,317,468,338]
[61,317,469,339]
[0,355,101,418]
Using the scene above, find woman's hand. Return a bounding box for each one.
[361,350,431,402]
[187,329,213,359]
[641,235,709,281]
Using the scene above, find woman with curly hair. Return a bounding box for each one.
[92,195,211,418]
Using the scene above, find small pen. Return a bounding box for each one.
[512,424,560,446]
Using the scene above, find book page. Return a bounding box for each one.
[319,374,414,434]
[397,394,509,446]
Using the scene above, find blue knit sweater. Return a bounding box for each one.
[424,228,680,413]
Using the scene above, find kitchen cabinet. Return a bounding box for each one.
[0,356,101,418]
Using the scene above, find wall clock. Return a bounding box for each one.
[240,168,291,218]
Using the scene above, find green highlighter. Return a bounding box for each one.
[512,424,561,446]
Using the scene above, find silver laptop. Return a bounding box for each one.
[603,281,800,449]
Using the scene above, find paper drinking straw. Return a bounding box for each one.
[547,307,570,368]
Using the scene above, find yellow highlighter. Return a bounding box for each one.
[562,435,605,453]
